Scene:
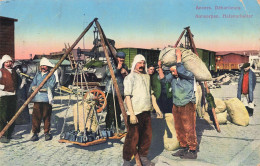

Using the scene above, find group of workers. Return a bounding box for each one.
[0,55,56,143]
[103,49,199,166]
[0,47,257,166]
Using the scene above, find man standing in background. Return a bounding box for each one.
[237,63,256,116]
[104,51,128,130]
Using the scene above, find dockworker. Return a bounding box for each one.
[158,48,198,159]
[28,57,56,141]
[104,51,128,130]
[237,63,256,116]
[148,63,173,114]
[148,64,161,100]
[147,64,155,75]
[0,55,20,143]
[123,54,163,166]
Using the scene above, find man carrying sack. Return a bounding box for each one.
[158,48,198,159]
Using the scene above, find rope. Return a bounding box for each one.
[79,63,87,139]
[111,81,119,134]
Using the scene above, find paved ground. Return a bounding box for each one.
[0,79,260,166]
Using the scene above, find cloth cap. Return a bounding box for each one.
[40,57,54,67]
[130,54,147,73]
[0,54,13,68]
[116,51,126,58]
[241,63,250,69]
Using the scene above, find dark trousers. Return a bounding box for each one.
[0,95,17,138]
[123,111,152,161]
[105,93,122,129]
[32,102,52,134]
[172,102,197,150]
[157,95,173,114]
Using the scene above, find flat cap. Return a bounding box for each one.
[241,63,250,68]
[116,51,126,58]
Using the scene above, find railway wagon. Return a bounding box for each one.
[117,47,160,69]
[215,51,250,71]
[196,48,216,71]
[119,47,216,72]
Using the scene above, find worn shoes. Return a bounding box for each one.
[0,136,10,143]
[246,107,254,116]
[140,156,155,166]
[30,133,39,141]
[30,133,52,141]
[180,150,197,159]
[122,160,131,166]
[172,147,198,159]
[45,133,52,141]
[172,147,189,157]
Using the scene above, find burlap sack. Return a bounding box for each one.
[214,98,226,113]
[204,111,228,124]
[163,113,180,151]
[159,47,177,66]
[159,47,212,81]
[73,100,98,132]
[225,98,249,126]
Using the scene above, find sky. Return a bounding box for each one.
[0,0,260,59]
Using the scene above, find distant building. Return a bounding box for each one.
[33,48,91,61]
[0,16,18,59]
[215,50,259,70]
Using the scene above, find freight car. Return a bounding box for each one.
[196,48,216,72]
[118,47,216,72]
[215,51,249,71]
[117,47,160,68]
[117,47,260,76]
[214,50,260,71]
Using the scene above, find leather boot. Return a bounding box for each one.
[45,133,52,141]
[30,133,39,141]
[0,136,10,143]
[140,156,155,166]
[181,150,197,159]
[122,160,131,166]
[172,147,189,157]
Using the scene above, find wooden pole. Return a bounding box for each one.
[94,20,128,129]
[186,27,221,132]
[174,29,185,48]
[186,27,199,56]
[0,18,97,138]
[95,20,142,166]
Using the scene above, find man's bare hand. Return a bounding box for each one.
[176,48,182,63]
[158,60,162,68]
[32,86,37,91]
[121,68,128,77]
[130,114,138,124]
[156,111,163,119]
[117,62,123,70]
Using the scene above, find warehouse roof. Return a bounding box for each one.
[0,16,18,22]
[216,50,259,56]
